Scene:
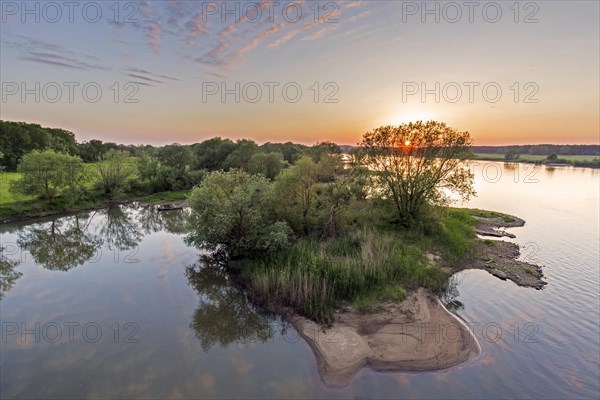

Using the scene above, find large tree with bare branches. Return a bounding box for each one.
[356,121,475,225]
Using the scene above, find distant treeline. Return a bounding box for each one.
[471,145,600,156]
[2,120,598,172]
[0,120,341,172]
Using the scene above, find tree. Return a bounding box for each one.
[10,150,85,203]
[246,152,288,180]
[504,150,519,160]
[260,142,307,164]
[155,144,194,190]
[223,139,259,170]
[157,144,193,173]
[78,139,108,162]
[308,141,342,162]
[96,150,133,199]
[356,121,475,226]
[0,120,78,170]
[546,153,559,163]
[274,157,320,234]
[187,170,292,258]
[136,152,160,187]
[529,145,549,156]
[559,146,571,155]
[192,138,237,171]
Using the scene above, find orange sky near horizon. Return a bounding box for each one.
[1,1,598,147]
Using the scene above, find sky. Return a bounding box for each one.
[0,0,598,146]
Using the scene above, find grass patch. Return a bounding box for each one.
[355,284,407,313]
[243,223,461,323]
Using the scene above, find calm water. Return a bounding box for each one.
[1,162,599,399]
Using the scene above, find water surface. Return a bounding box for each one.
[1,163,598,398]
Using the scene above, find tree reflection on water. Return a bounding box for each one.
[14,205,189,272]
[185,254,275,351]
[0,254,21,300]
[16,213,102,271]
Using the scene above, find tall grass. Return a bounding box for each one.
[245,228,451,323]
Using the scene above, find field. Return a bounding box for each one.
[0,172,25,205]
[474,153,599,162]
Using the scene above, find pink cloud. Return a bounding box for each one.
[149,22,161,52]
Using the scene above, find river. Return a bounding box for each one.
[1,162,598,399]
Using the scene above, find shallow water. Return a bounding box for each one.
[1,162,598,399]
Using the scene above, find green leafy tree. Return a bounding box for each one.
[78,139,108,162]
[274,157,320,234]
[10,150,85,203]
[260,142,307,164]
[223,139,259,170]
[246,152,289,179]
[559,146,571,155]
[315,153,343,182]
[546,153,559,163]
[0,120,78,170]
[356,121,475,226]
[157,144,193,173]
[96,150,134,199]
[192,138,237,171]
[307,141,342,162]
[137,152,160,187]
[187,170,292,258]
[504,150,519,160]
[529,145,549,155]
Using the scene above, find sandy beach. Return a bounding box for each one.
[290,288,480,387]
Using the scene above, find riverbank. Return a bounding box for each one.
[260,209,544,386]
[0,190,189,225]
[474,154,600,169]
[455,209,545,289]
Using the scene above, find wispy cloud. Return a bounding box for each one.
[22,52,107,71]
[7,35,108,71]
[129,81,155,87]
[148,21,161,52]
[127,73,163,84]
[302,25,340,41]
[236,23,285,57]
[125,68,180,84]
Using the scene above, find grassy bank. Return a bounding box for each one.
[474,153,600,168]
[238,208,477,323]
[0,176,189,222]
[0,158,191,222]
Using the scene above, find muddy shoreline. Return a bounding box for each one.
[458,212,545,289]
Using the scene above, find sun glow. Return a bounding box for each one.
[405,140,411,146]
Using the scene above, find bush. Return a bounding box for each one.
[187,170,293,258]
